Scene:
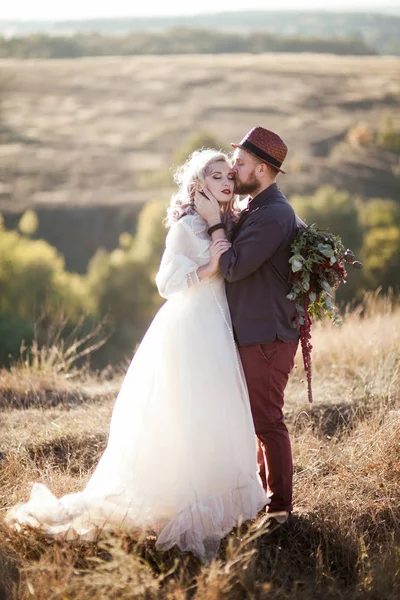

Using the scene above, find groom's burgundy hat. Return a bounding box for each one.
[231,126,288,174]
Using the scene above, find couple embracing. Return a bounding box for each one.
[7,127,305,561]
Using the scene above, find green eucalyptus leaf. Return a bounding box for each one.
[289,254,304,264]
[321,280,331,293]
[291,262,303,273]
[320,248,334,258]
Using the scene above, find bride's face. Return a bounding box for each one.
[203,161,235,204]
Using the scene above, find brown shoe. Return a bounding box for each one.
[265,510,290,524]
[256,510,290,533]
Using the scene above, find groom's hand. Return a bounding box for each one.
[194,190,221,226]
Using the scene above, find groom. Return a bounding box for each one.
[195,126,304,527]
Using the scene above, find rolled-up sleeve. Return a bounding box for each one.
[219,215,285,282]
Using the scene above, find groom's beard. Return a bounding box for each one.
[234,171,260,196]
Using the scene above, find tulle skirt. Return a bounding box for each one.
[6,278,267,559]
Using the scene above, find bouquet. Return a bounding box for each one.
[287,224,362,403]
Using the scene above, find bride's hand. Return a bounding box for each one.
[209,238,232,274]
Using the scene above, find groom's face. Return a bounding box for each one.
[231,148,260,196]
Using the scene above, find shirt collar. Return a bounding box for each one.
[247,182,279,213]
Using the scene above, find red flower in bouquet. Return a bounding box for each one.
[287,224,362,403]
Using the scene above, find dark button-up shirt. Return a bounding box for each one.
[219,183,305,346]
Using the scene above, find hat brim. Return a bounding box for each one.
[231,143,286,174]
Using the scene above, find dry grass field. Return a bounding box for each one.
[1,53,399,271]
[1,54,399,210]
[0,291,399,599]
[0,52,399,274]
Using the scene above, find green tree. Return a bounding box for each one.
[87,247,158,362]
[291,186,365,300]
[361,226,400,290]
[377,116,400,152]
[0,28,379,59]
[359,198,400,291]
[0,227,91,363]
[0,230,89,321]
[87,198,170,361]
[360,198,400,229]
[18,209,39,236]
[290,186,364,252]
[130,198,168,275]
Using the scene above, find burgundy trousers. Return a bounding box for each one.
[238,339,298,513]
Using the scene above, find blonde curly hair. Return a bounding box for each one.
[165,149,239,230]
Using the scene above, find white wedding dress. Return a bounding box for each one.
[6,213,267,559]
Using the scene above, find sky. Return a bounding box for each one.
[1,0,400,20]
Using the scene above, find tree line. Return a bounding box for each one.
[1,11,399,54]
[1,183,399,368]
[0,29,376,60]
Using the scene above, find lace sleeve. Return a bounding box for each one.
[155,215,210,299]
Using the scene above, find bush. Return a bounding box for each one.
[290,186,364,253]
[0,230,90,320]
[18,209,39,236]
[290,187,400,299]
[361,226,400,290]
[0,226,92,364]
[360,198,400,229]
[346,117,400,153]
[291,187,366,300]
[130,198,168,275]
[87,198,171,362]
[359,198,400,291]
[377,116,400,152]
[87,248,158,362]
[0,197,169,367]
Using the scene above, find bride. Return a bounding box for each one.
[6,149,268,560]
